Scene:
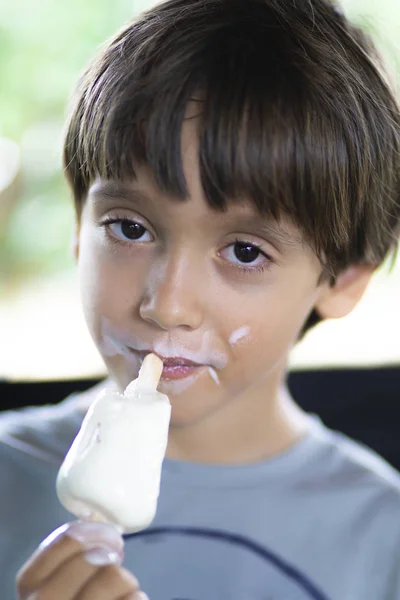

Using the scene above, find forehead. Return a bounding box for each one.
[87,113,305,251]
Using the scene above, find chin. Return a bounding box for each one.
[168,387,228,430]
[168,406,210,429]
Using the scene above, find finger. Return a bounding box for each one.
[17,522,123,597]
[20,549,119,600]
[77,565,140,600]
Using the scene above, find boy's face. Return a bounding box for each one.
[76,117,327,429]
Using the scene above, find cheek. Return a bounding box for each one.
[77,227,141,340]
[226,277,318,380]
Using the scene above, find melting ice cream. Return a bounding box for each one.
[56,354,171,533]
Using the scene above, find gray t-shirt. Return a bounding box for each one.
[1,392,400,600]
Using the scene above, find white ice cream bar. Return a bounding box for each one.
[56,354,171,533]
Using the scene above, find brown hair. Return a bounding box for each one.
[63,0,400,332]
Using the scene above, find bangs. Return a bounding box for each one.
[64,0,399,274]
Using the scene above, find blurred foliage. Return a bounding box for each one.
[0,0,399,283]
[0,0,138,139]
[0,0,137,281]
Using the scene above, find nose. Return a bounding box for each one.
[139,250,204,332]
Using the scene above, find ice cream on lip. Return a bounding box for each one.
[130,349,210,382]
[100,316,229,371]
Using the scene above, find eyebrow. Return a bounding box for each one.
[89,181,303,251]
[250,221,303,250]
[88,182,151,206]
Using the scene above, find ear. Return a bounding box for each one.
[315,264,375,320]
[70,221,80,262]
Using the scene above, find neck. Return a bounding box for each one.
[166,370,310,465]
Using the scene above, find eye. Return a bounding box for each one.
[220,240,272,270]
[105,218,153,243]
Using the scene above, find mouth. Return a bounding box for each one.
[134,350,207,380]
[161,357,205,380]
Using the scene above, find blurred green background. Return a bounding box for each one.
[0,0,399,380]
[0,0,399,283]
[0,0,138,283]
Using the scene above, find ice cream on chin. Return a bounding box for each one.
[56,354,171,534]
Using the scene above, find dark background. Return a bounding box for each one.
[2,366,399,470]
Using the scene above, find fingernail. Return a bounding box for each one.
[39,524,70,550]
[84,546,122,566]
[66,521,124,553]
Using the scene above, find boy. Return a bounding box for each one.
[2,0,400,598]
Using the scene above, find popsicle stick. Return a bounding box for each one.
[136,354,163,391]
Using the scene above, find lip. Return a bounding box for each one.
[133,350,207,381]
[159,355,201,368]
[160,363,205,380]
[101,317,229,370]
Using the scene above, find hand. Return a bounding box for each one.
[16,521,148,600]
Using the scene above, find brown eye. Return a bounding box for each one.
[233,242,260,263]
[121,220,146,240]
[107,219,153,243]
[219,239,272,272]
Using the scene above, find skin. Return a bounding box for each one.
[73,113,373,463]
[17,110,374,598]
[16,522,145,600]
